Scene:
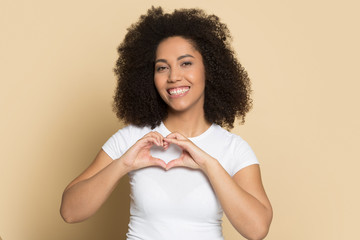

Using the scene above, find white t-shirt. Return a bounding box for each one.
[102,122,259,240]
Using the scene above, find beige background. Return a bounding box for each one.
[1,0,359,239]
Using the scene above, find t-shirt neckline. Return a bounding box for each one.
[159,121,215,142]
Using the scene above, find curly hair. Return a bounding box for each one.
[114,6,252,129]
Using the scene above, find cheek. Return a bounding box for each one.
[153,76,161,91]
[154,76,167,99]
[193,71,206,89]
[191,65,205,82]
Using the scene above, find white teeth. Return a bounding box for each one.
[169,88,189,95]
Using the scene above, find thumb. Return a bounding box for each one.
[149,157,167,169]
[166,158,184,170]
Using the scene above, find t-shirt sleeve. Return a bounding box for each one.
[102,126,132,160]
[230,139,259,176]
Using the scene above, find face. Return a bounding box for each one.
[154,36,206,114]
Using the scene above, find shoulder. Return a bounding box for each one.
[114,124,150,135]
[211,125,249,148]
[112,124,153,143]
[210,124,258,162]
[199,124,254,156]
[102,124,153,160]
[210,125,259,175]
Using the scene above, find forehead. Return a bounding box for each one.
[155,36,199,59]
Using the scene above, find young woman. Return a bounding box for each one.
[60,7,272,240]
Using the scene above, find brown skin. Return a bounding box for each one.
[154,37,206,116]
[113,7,252,130]
[158,37,272,239]
[60,132,168,223]
[61,7,272,239]
[61,36,272,239]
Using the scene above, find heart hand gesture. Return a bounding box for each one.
[120,132,168,171]
[163,132,215,171]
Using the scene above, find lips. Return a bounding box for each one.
[167,86,190,96]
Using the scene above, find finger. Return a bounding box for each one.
[149,157,167,169]
[151,131,164,146]
[138,136,160,148]
[149,133,166,146]
[166,158,184,170]
[162,140,169,150]
[165,132,187,140]
[143,132,163,146]
[163,137,187,149]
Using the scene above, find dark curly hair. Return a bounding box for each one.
[114,6,252,129]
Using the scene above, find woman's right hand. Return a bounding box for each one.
[60,131,167,223]
[119,131,168,171]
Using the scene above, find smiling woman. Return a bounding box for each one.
[154,37,206,115]
[60,6,272,240]
[113,7,252,130]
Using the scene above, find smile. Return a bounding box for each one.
[167,87,190,96]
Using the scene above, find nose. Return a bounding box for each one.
[167,67,181,83]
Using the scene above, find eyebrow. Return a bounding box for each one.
[155,54,195,64]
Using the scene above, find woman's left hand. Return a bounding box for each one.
[163,132,215,171]
[164,132,272,239]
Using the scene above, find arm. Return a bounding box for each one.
[60,150,128,223]
[164,133,272,240]
[205,162,272,240]
[60,132,167,223]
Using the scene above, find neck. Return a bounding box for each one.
[163,109,211,138]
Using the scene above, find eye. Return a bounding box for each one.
[156,66,168,72]
[181,61,192,67]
